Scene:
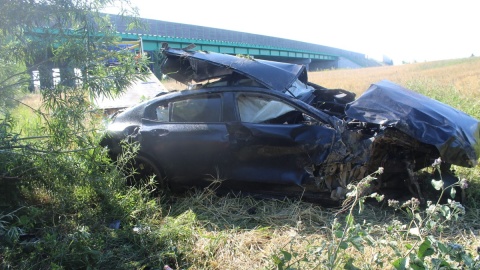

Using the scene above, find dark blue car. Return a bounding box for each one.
[101,46,480,203]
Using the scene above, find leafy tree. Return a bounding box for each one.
[0,1,158,267]
[0,0,148,181]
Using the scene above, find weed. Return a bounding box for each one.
[270,162,479,270]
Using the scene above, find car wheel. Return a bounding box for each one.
[127,155,167,191]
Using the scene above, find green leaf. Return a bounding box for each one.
[426,220,437,230]
[335,230,344,238]
[431,179,444,190]
[280,250,292,262]
[450,187,457,198]
[350,236,364,252]
[344,258,361,270]
[437,242,449,254]
[432,258,451,268]
[345,213,354,226]
[440,205,451,218]
[460,252,474,267]
[339,241,349,250]
[417,239,434,259]
[410,257,426,270]
[272,254,282,265]
[392,257,408,270]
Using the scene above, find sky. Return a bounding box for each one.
[107,0,480,65]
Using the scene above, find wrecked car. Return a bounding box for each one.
[100,46,480,204]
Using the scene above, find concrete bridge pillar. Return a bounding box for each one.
[309,60,338,71]
[38,61,54,90]
[26,60,36,93]
[31,48,55,90]
[59,62,77,87]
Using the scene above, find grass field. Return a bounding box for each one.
[309,57,480,97]
[3,57,480,269]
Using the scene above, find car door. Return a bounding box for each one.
[139,93,231,185]
[226,92,336,186]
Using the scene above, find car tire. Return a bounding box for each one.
[127,155,167,191]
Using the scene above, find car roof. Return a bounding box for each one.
[160,46,308,92]
[147,86,293,104]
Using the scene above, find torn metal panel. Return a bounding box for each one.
[161,47,307,91]
[308,84,356,117]
[345,80,480,167]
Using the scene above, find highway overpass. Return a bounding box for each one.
[108,14,382,73]
[28,14,382,90]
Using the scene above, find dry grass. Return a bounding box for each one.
[308,56,480,98]
[167,191,332,269]
[18,92,43,110]
[165,189,480,269]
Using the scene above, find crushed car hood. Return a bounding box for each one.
[160,47,307,91]
[345,80,480,167]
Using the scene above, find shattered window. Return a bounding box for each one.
[236,94,300,124]
[155,105,169,121]
[170,95,222,122]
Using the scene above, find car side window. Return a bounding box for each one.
[155,105,169,122]
[152,95,222,123]
[236,94,305,124]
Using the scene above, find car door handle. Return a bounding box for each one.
[152,129,169,136]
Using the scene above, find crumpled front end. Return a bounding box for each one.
[345,80,480,168]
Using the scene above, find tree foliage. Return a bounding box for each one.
[0,0,148,180]
[0,2,159,267]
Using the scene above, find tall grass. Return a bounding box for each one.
[309,56,480,99]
